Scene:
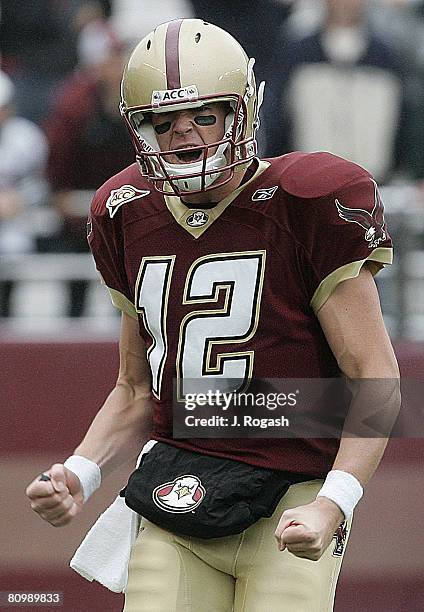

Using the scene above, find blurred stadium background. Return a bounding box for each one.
[1,1,423,611]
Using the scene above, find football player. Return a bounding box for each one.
[26,19,400,611]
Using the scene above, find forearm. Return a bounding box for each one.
[73,379,153,479]
[316,266,401,485]
[332,376,401,485]
[26,314,154,526]
[332,438,388,486]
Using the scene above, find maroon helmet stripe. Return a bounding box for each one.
[165,20,183,89]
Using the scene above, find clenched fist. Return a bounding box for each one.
[26,463,84,527]
[275,497,344,561]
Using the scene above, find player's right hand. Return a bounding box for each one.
[26,464,84,527]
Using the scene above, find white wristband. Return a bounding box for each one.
[316,470,363,519]
[64,455,101,503]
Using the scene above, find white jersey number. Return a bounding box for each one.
[135,251,266,399]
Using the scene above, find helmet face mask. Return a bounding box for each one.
[120,19,264,197]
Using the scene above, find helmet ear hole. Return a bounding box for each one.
[147,39,151,50]
[195,33,201,43]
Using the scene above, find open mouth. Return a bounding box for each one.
[175,148,203,163]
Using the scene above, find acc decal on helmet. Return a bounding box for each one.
[120,19,265,196]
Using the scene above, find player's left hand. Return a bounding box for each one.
[275,497,344,561]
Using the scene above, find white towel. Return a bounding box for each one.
[69,440,157,593]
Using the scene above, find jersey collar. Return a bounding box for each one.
[163,159,270,238]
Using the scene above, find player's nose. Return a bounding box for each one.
[173,112,194,135]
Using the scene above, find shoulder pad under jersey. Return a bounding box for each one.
[91,163,149,217]
[277,151,372,199]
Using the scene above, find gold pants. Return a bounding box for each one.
[124,480,351,612]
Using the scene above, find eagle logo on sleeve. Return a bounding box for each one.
[334,179,387,248]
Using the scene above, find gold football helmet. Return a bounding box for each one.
[120,19,265,196]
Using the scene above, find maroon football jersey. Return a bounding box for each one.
[88,152,393,478]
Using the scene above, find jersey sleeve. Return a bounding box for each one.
[297,173,393,313]
[87,190,137,319]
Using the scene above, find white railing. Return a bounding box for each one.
[0,253,98,281]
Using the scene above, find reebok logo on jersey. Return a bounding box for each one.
[252,186,278,201]
[106,185,150,218]
[153,475,206,513]
[186,210,209,227]
[334,179,387,248]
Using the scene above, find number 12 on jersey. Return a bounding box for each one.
[135,251,266,400]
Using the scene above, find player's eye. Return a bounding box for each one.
[154,122,171,134]
[194,115,216,126]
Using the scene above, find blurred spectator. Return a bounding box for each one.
[74,0,113,28]
[375,0,424,179]
[264,0,407,183]
[0,1,82,124]
[111,0,194,47]
[190,0,293,86]
[0,71,49,317]
[44,19,133,317]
